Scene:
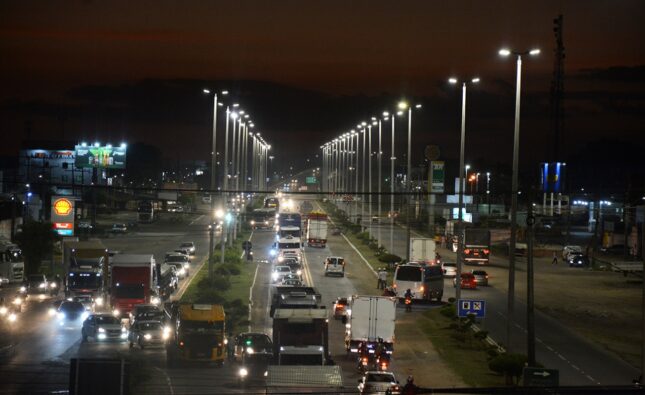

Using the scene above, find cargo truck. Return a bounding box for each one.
[464,229,491,265]
[64,241,109,305]
[409,237,437,263]
[345,296,397,355]
[110,254,157,317]
[272,308,329,365]
[305,212,328,247]
[0,238,24,283]
[166,303,226,367]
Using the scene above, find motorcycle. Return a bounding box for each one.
[245,250,253,261]
[376,353,391,371]
[404,294,412,312]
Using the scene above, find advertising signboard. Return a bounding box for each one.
[75,145,126,169]
[430,161,445,193]
[306,176,317,184]
[51,196,75,236]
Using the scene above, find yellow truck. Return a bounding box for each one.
[165,303,226,367]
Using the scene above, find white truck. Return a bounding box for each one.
[306,212,328,248]
[409,237,437,263]
[345,295,397,355]
[0,238,24,283]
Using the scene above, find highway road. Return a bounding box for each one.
[333,198,641,386]
[0,195,639,393]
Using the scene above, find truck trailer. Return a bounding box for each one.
[306,212,328,248]
[110,254,157,317]
[345,295,397,355]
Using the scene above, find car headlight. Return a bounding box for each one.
[144,333,152,340]
[19,286,26,293]
[113,309,120,317]
[49,282,57,288]
[162,331,170,340]
[151,297,160,305]
[269,249,277,257]
[98,327,106,333]
[57,312,65,320]
[272,273,278,280]
[250,220,255,225]
[239,368,248,377]
[95,297,104,306]
[8,313,17,322]
[178,268,186,276]
[39,283,46,289]
[0,306,7,315]
[121,326,127,333]
[13,297,22,305]
[277,256,284,262]
[183,263,189,269]
[296,270,302,276]
[81,312,89,321]
[246,347,254,354]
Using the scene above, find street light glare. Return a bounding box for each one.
[397,101,409,110]
[499,48,511,56]
[217,102,224,107]
[221,90,229,95]
[448,77,458,84]
[231,112,238,119]
[396,111,403,116]
[529,48,541,56]
[233,103,240,107]
[371,117,377,121]
[203,88,211,94]
[471,77,481,83]
[361,121,367,126]
[415,104,422,109]
[382,111,389,116]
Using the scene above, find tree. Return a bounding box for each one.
[15,222,59,275]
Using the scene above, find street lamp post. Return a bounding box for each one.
[378,118,383,245]
[361,124,367,229]
[499,46,540,355]
[368,120,375,236]
[388,112,395,253]
[449,76,480,302]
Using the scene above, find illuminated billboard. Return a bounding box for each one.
[75,145,126,169]
[51,196,75,236]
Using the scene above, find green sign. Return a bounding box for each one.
[306,176,317,184]
[430,161,445,193]
[75,145,127,169]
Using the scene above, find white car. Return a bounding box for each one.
[324,256,345,277]
[562,245,582,260]
[271,266,292,283]
[358,371,400,395]
[442,262,457,277]
[179,242,196,255]
[82,313,128,342]
[164,253,190,278]
[110,223,127,234]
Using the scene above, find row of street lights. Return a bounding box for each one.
[320,101,421,259]
[320,46,540,361]
[202,88,273,281]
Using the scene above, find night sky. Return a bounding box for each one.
[2,1,644,188]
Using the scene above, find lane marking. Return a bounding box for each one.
[155,367,175,395]
[189,214,205,226]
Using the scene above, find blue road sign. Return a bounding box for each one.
[457,299,486,318]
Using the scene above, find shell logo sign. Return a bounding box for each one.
[53,198,73,216]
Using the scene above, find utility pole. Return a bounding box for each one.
[526,188,536,366]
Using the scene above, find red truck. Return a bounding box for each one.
[110,254,157,317]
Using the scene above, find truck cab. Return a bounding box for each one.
[166,303,226,367]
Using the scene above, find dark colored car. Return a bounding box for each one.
[128,320,168,349]
[569,254,590,267]
[234,332,273,360]
[57,301,88,325]
[333,297,349,319]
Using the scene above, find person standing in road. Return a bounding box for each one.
[552,251,558,265]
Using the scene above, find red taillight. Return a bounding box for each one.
[464,249,471,254]
[483,249,490,255]
[179,341,184,347]
[485,275,489,279]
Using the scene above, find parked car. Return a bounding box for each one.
[110,223,127,234]
[453,273,477,289]
[569,254,590,267]
[442,262,457,277]
[562,245,582,260]
[333,297,349,319]
[128,320,168,349]
[470,270,489,286]
[357,371,400,395]
[82,313,128,342]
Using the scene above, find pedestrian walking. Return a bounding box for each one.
[552,251,558,265]
[378,269,388,289]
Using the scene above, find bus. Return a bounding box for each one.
[0,239,24,283]
[393,262,443,302]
